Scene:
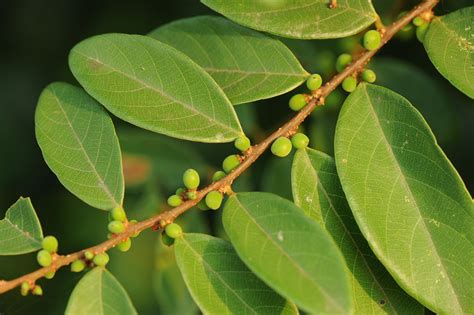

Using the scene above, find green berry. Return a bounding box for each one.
[222,155,241,173]
[37,250,52,267]
[197,199,210,211]
[20,282,30,296]
[342,76,358,92]
[413,16,426,27]
[175,187,186,196]
[42,235,58,253]
[361,69,376,83]
[70,260,86,273]
[363,30,382,51]
[117,238,132,252]
[336,53,352,72]
[291,133,309,149]
[234,136,251,152]
[110,206,126,222]
[84,251,94,260]
[416,23,429,42]
[212,170,226,182]
[32,285,43,296]
[44,271,55,279]
[161,233,175,247]
[165,223,183,239]
[289,94,307,111]
[306,74,322,91]
[108,220,125,234]
[271,137,292,158]
[205,191,223,210]
[167,194,182,207]
[186,191,197,200]
[129,220,140,238]
[183,169,200,190]
[93,253,110,267]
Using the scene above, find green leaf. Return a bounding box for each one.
[0,197,43,255]
[292,148,424,314]
[69,33,243,143]
[334,84,474,314]
[149,16,308,105]
[201,0,377,39]
[65,267,137,315]
[175,233,298,314]
[223,192,352,314]
[35,82,124,210]
[423,6,474,98]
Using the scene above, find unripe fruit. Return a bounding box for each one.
[234,136,251,152]
[205,191,223,210]
[306,74,322,91]
[289,94,307,111]
[37,250,52,267]
[183,169,200,190]
[361,69,377,83]
[167,195,182,207]
[129,220,140,238]
[413,16,426,27]
[197,199,210,210]
[42,235,58,253]
[363,30,382,51]
[222,155,240,173]
[165,223,183,239]
[110,206,126,222]
[20,282,30,296]
[271,137,292,158]
[342,76,358,92]
[93,253,109,267]
[416,23,429,42]
[186,191,197,200]
[117,238,132,252]
[175,187,186,196]
[84,251,94,260]
[212,170,226,182]
[45,271,55,279]
[291,133,309,149]
[108,221,125,234]
[32,285,43,296]
[161,233,175,247]
[70,260,86,273]
[336,53,352,72]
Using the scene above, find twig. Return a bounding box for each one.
[0,0,439,295]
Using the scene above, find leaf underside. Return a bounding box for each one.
[334,83,474,314]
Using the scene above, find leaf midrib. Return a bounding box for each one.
[363,86,463,313]
[299,150,399,314]
[232,196,345,313]
[50,88,119,208]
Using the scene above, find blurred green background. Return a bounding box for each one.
[0,0,472,314]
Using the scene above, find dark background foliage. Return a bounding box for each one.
[0,0,472,314]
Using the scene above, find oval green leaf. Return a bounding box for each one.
[423,6,474,98]
[0,197,43,255]
[223,192,352,314]
[175,233,298,314]
[35,82,124,210]
[201,0,377,39]
[334,84,474,314]
[69,33,243,143]
[292,148,424,314]
[149,16,309,105]
[65,267,137,315]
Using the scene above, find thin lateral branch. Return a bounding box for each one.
[0,0,439,295]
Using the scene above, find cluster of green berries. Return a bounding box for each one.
[341,68,376,93]
[413,16,429,42]
[20,282,43,297]
[271,133,309,158]
[36,235,58,269]
[70,250,110,273]
[161,222,183,247]
[107,206,133,253]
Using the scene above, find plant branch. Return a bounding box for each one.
[0,0,439,295]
